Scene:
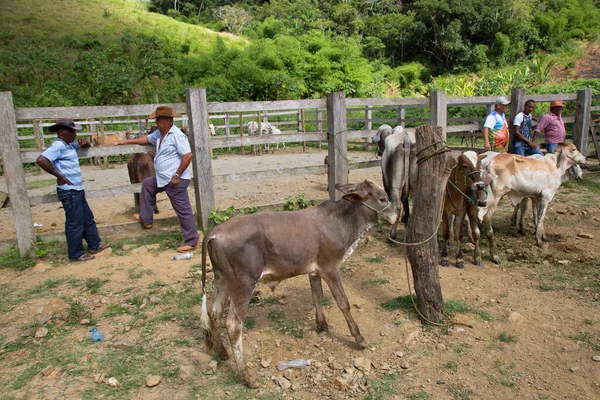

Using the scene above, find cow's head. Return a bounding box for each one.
[556,142,588,169]
[336,179,397,225]
[371,125,393,157]
[457,151,489,207]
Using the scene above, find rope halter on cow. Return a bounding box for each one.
[360,200,391,231]
[446,168,487,209]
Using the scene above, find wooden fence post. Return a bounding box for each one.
[509,88,526,154]
[429,90,447,140]
[33,119,46,151]
[398,107,405,128]
[186,88,215,231]
[326,91,348,201]
[365,105,372,130]
[574,88,592,157]
[224,112,231,152]
[0,92,36,256]
[406,124,454,323]
[316,108,323,150]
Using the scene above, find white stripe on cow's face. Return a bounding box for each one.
[463,151,479,169]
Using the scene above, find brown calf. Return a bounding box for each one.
[127,152,158,214]
[441,151,489,269]
[200,180,397,388]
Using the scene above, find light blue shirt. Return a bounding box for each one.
[147,125,192,188]
[41,138,84,191]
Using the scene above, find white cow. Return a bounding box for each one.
[479,142,587,263]
[381,125,417,239]
[247,121,284,154]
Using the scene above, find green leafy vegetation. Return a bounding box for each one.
[380,295,416,311]
[267,310,304,338]
[497,332,519,344]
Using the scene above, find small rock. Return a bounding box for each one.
[569,366,579,373]
[436,343,446,351]
[35,327,48,338]
[40,314,53,325]
[330,361,343,370]
[145,375,162,387]
[48,368,63,380]
[399,360,410,370]
[32,263,52,273]
[278,299,286,305]
[260,359,271,368]
[592,356,600,362]
[207,360,218,374]
[393,350,404,358]
[150,297,161,304]
[79,319,91,325]
[403,330,420,345]
[353,357,372,371]
[291,382,301,391]
[284,369,293,380]
[577,233,594,239]
[273,376,291,390]
[40,365,55,376]
[558,260,570,266]
[332,377,348,390]
[508,312,523,323]
[107,377,120,387]
[437,379,446,384]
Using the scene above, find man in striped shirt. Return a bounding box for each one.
[116,106,199,252]
[36,119,110,262]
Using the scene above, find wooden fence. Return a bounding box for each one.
[1,88,597,255]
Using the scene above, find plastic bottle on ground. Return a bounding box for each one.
[173,252,193,261]
[276,359,311,371]
[90,327,104,342]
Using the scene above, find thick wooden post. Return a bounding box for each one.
[326,91,348,201]
[398,107,405,128]
[33,119,46,151]
[430,90,447,140]
[365,105,372,130]
[573,88,592,157]
[406,125,454,323]
[509,88,526,154]
[0,92,36,256]
[186,88,215,231]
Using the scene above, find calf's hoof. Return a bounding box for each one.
[492,256,501,265]
[244,373,261,389]
[316,323,329,333]
[455,261,465,269]
[440,258,449,267]
[356,337,369,349]
[474,259,482,267]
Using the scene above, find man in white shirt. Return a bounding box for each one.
[117,106,199,252]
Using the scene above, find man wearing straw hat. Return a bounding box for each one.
[116,106,199,252]
[533,100,567,154]
[36,118,110,262]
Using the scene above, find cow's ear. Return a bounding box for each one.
[335,183,357,194]
[342,192,365,202]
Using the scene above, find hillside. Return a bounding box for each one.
[0,0,245,54]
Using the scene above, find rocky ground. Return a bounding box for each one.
[1,149,600,399]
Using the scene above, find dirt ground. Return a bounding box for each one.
[1,148,600,400]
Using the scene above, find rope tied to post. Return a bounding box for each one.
[416,140,451,165]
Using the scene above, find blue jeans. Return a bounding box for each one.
[545,143,559,153]
[57,189,101,259]
[514,142,543,156]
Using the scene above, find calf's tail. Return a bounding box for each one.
[200,234,213,333]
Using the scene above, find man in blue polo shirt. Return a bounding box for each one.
[36,118,110,261]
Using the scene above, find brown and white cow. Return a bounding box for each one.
[200,180,396,388]
[441,151,490,269]
[381,126,417,239]
[479,142,587,262]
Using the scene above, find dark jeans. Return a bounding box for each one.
[545,143,559,153]
[514,142,543,157]
[57,189,101,260]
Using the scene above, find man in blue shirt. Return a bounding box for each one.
[36,119,110,261]
[513,99,543,156]
[116,106,199,253]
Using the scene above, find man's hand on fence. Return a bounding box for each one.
[77,138,91,148]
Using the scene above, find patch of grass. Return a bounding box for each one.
[361,278,390,288]
[365,373,398,399]
[128,267,152,279]
[0,245,36,271]
[443,361,459,371]
[25,278,68,297]
[322,296,332,306]
[262,296,279,304]
[367,256,385,263]
[147,281,167,290]
[65,300,93,325]
[570,332,600,351]
[497,332,518,343]
[538,283,566,291]
[447,382,474,400]
[380,295,416,311]
[584,318,595,326]
[451,343,473,354]
[408,392,430,400]
[267,311,304,339]
[445,299,495,321]
[12,365,41,389]
[26,178,55,190]
[85,277,108,294]
[244,316,256,329]
[489,361,519,389]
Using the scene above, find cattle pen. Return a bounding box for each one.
[1,88,598,255]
